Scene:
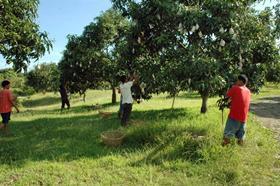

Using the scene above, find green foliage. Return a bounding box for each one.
[273,3,280,39]
[59,9,130,98]
[13,86,35,97]
[26,63,60,93]
[113,0,279,112]
[0,68,25,88]
[0,68,34,96]
[266,61,280,83]
[217,97,230,111]
[0,0,52,71]
[59,35,97,95]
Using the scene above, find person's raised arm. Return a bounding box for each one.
[131,72,139,85]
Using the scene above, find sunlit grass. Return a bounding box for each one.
[252,83,280,100]
[0,85,279,185]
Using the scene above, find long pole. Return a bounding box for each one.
[222,109,224,129]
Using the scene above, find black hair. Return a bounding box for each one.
[238,74,248,85]
[1,80,10,88]
[120,75,127,83]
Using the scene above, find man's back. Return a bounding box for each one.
[0,89,13,113]
[227,85,251,123]
[120,81,133,104]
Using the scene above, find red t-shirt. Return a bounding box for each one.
[227,85,251,123]
[0,89,13,113]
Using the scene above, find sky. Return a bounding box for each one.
[0,0,112,69]
[0,0,278,70]
[37,0,112,63]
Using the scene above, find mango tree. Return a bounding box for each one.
[265,4,280,83]
[59,9,129,103]
[26,63,60,93]
[58,35,102,100]
[82,9,130,103]
[112,0,279,113]
[0,0,52,71]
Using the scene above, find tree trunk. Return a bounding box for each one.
[200,92,209,114]
[171,95,176,109]
[83,93,86,102]
[111,85,116,104]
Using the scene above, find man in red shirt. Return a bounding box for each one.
[223,75,251,146]
[0,80,19,134]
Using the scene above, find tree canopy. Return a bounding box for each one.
[59,9,130,103]
[26,63,60,93]
[0,0,52,71]
[112,0,280,112]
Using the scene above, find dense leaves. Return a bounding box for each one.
[59,9,130,102]
[112,0,280,112]
[58,35,100,96]
[0,68,35,96]
[266,62,280,83]
[26,63,60,93]
[0,0,52,71]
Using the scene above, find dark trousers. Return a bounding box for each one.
[121,103,132,126]
[118,96,124,119]
[61,98,70,109]
[1,112,11,125]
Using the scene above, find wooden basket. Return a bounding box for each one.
[98,111,113,118]
[101,131,125,147]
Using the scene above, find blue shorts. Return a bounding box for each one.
[224,118,246,140]
[1,112,11,125]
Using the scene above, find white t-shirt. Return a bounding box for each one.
[120,81,133,104]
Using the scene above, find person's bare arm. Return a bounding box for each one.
[131,72,139,85]
[12,102,19,113]
[9,93,19,113]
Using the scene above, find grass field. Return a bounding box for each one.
[0,84,279,185]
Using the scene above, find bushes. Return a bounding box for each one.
[0,69,35,96]
[266,62,280,83]
[13,87,36,97]
[26,63,60,93]
[0,69,25,88]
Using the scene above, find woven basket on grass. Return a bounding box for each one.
[101,131,125,147]
[98,111,113,118]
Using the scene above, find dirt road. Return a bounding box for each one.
[250,96,280,141]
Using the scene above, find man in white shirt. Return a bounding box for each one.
[119,74,138,126]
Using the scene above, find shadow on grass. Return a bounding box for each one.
[74,102,119,112]
[19,102,119,116]
[0,114,119,167]
[0,107,200,167]
[22,96,61,108]
[251,96,280,119]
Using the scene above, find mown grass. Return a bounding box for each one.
[0,85,279,185]
[252,82,280,100]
